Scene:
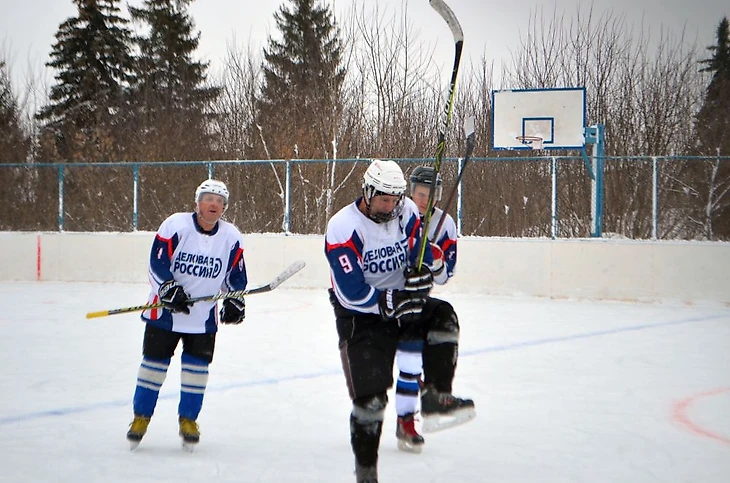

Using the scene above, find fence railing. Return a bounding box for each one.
[2,156,729,240]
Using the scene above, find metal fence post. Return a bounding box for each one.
[551,156,558,239]
[652,157,658,240]
[132,163,139,231]
[284,160,291,234]
[456,156,464,236]
[58,165,65,232]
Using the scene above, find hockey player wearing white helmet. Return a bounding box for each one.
[126,179,248,451]
[194,179,229,230]
[325,160,472,482]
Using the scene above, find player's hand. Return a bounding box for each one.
[378,289,426,323]
[404,266,433,297]
[220,296,246,324]
[158,281,192,314]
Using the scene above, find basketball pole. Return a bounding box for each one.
[584,124,606,237]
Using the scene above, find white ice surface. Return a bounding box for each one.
[1,281,729,482]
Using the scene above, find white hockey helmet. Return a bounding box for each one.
[363,159,407,197]
[362,159,406,222]
[195,179,229,206]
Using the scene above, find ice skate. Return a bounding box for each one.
[179,417,200,452]
[396,413,425,453]
[126,415,151,450]
[420,385,476,433]
[355,463,378,483]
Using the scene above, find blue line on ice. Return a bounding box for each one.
[459,313,728,357]
[1,312,726,425]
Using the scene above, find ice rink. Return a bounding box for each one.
[1,280,728,482]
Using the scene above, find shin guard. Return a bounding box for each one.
[350,394,386,467]
[133,357,170,417]
[178,353,209,420]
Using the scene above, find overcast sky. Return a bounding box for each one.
[1,0,728,90]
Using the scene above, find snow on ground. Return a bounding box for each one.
[1,281,728,482]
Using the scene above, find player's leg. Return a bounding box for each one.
[420,298,476,432]
[336,308,398,482]
[127,324,181,447]
[177,332,216,448]
[394,323,426,453]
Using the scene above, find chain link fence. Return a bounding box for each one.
[2,156,728,240]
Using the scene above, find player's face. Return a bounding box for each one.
[369,193,402,217]
[411,184,430,216]
[196,193,226,229]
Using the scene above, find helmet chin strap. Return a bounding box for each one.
[364,194,400,223]
[364,197,385,223]
[368,208,394,224]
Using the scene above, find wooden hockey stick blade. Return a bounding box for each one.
[85,260,306,319]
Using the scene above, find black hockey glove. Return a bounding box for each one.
[378,289,426,323]
[158,280,191,314]
[220,296,246,324]
[403,266,433,297]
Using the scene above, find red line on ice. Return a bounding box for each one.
[671,387,730,446]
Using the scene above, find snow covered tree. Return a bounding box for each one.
[128,0,221,161]
[37,0,133,161]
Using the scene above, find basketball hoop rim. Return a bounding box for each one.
[515,135,544,143]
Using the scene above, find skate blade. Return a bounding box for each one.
[128,440,141,451]
[422,407,476,433]
[397,439,424,453]
[182,441,197,452]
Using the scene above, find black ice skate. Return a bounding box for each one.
[420,384,476,433]
[355,463,378,483]
[396,412,425,453]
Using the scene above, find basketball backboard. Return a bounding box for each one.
[492,87,586,150]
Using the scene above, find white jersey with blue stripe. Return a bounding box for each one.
[142,212,248,334]
[325,197,434,315]
[427,206,457,279]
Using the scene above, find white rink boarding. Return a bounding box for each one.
[1,232,728,304]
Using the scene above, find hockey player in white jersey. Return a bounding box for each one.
[126,179,248,451]
[393,166,475,454]
[325,160,470,483]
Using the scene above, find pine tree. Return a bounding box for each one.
[0,61,29,163]
[255,0,345,159]
[696,17,730,154]
[251,0,345,234]
[128,0,221,161]
[694,17,730,239]
[37,0,133,161]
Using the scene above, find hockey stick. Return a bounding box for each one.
[85,260,306,319]
[432,117,476,238]
[416,0,464,270]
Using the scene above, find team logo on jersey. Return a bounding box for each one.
[172,251,223,278]
[363,238,408,274]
